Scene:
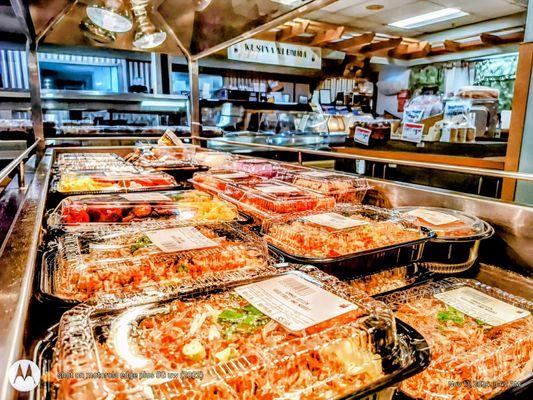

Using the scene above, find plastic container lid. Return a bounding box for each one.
[55,152,139,173]
[397,206,492,240]
[378,278,533,400]
[228,158,277,177]
[190,169,266,194]
[43,222,271,302]
[126,145,198,168]
[53,171,178,194]
[193,151,235,168]
[262,205,425,260]
[221,180,336,220]
[275,169,371,203]
[47,190,240,231]
[44,266,426,400]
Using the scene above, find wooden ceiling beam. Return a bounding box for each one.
[388,41,430,59]
[325,32,375,51]
[480,31,524,45]
[276,20,310,42]
[360,37,403,54]
[310,26,345,46]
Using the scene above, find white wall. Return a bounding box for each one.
[376,65,410,118]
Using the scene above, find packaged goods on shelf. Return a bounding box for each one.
[193,150,235,168]
[41,223,271,303]
[261,205,433,278]
[190,169,266,194]
[347,264,433,296]
[221,180,336,220]
[125,145,198,168]
[228,158,277,177]
[378,278,533,400]
[36,266,430,400]
[47,190,240,231]
[54,152,139,173]
[51,171,178,195]
[397,207,494,273]
[275,168,370,203]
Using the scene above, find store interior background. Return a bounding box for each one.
[0,0,532,204]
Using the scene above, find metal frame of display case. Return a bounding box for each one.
[0,144,532,400]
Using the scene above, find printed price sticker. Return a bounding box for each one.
[300,170,335,178]
[406,208,459,226]
[212,172,249,179]
[120,192,172,202]
[354,126,371,146]
[235,275,358,331]
[256,184,300,194]
[401,122,424,143]
[302,212,368,230]
[147,227,219,253]
[435,287,530,326]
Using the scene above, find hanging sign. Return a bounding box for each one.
[228,39,321,69]
[401,122,424,143]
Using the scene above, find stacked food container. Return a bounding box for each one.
[32,147,531,400]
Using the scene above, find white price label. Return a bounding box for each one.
[435,287,530,326]
[234,275,358,331]
[146,227,219,253]
[302,212,368,230]
[120,192,172,202]
[300,170,335,178]
[212,172,249,179]
[401,122,424,143]
[406,208,459,226]
[354,126,372,146]
[256,184,300,194]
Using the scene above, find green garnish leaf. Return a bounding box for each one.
[475,319,485,326]
[218,309,244,322]
[218,304,269,339]
[130,235,152,254]
[437,306,465,326]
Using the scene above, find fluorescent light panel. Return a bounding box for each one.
[389,8,469,29]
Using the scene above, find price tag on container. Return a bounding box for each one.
[401,122,424,143]
[256,184,300,194]
[147,227,219,253]
[354,126,372,146]
[120,192,172,202]
[158,129,183,146]
[234,275,358,331]
[406,208,459,226]
[302,212,368,230]
[435,287,530,326]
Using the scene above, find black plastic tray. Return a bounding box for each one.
[347,264,434,297]
[30,318,430,400]
[267,227,435,280]
[150,164,209,181]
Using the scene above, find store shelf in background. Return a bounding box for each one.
[334,147,505,170]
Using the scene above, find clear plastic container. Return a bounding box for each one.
[347,264,433,296]
[378,278,533,400]
[125,145,198,168]
[396,207,494,273]
[276,169,371,203]
[190,169,266,194]
[222,180,336,220]
[47,190,240,231]
[229,158,277,178]
[42,223,271,303]
[55,152,138,173]
[36,266,431,400]
[52,171,178,195]
[193,150,235,168]
[262,206,432,279]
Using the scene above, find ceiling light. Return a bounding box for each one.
[389,8,469,29]
[86,0,132,33]
[80,18,117,44]
[366,4,384,11]
[131,0,167,49]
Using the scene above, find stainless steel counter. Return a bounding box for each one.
[0,146,531,399]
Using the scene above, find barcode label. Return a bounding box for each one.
[302,212,368,230]
[406,208,459,226]
[256,184,301,194]
[435,287,530,326]
[278,277,316,296]
[146,227,219,253]
[120,192,172,202]
[234,275,357,331]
